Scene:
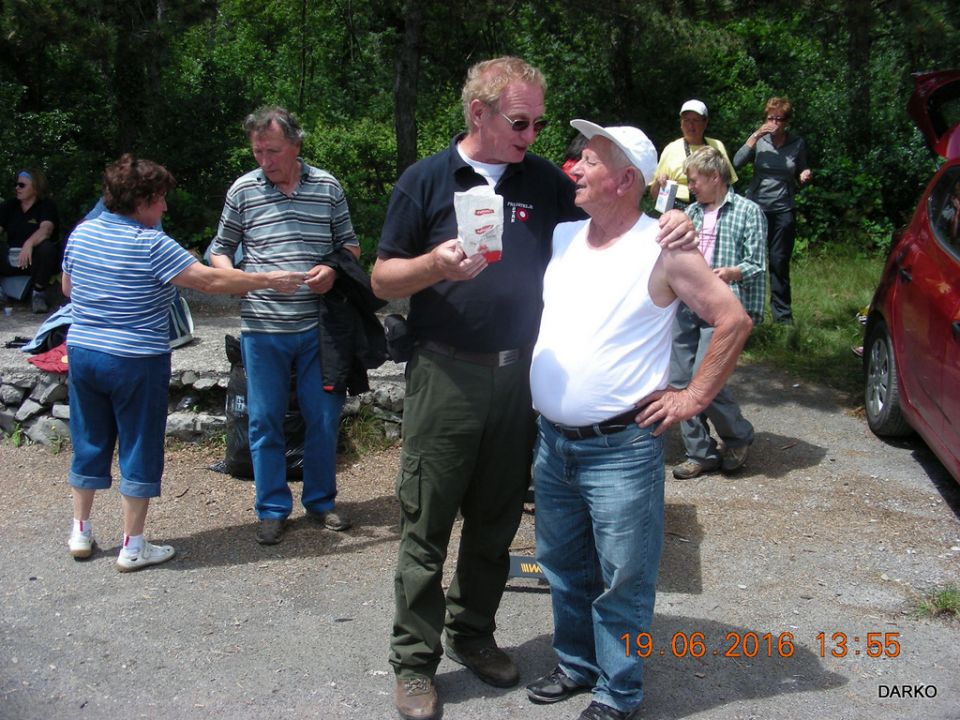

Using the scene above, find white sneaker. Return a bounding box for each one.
[116,541,176,573]
[68,532,96,559]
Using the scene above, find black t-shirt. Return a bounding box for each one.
[0,198,60,248]
[378,136,583,352]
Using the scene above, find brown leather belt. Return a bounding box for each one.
[419,340,524,368]
[547,407,641,440]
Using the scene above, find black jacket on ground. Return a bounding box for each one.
[318,248,388,394]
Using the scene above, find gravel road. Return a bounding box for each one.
[2,362,958,720]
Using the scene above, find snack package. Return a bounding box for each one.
[454,186,503,263]
[655,179,678,213]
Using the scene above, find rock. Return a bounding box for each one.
[0,384,26,406]
[25,417,70,446]
[31,377,69,404]
[342,396,362,417]
[372,384,405,413]
[193,377,219,391]
[165,412,227,440]
[3,373,38,391]
[0,408,16,433]
[52,403,70,421]
[15,399,45,423]
[371,406,402,424]
[384,421,401,442]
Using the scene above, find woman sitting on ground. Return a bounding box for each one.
[0,167,61,313]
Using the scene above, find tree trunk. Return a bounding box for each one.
[393,0,422,176]
[844,0,872,151]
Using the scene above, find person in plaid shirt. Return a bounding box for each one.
[670,146,767,479]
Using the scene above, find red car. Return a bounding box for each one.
[864,69,960,483]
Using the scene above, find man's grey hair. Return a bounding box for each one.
[243,106,305,144]
[683,146,731,184]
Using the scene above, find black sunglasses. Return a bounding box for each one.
[500,112,548,133]
[15,182,27,189]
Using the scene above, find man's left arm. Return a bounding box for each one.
[636,247,752,433]
[306,182,359,294]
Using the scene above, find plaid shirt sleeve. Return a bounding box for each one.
[691,188,768,322]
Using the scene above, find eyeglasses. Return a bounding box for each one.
[500,112,548,133]
[766,116,787,122]
[15,182,27,189]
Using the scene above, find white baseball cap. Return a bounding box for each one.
[569,119,658,187]
[680,99,708,117]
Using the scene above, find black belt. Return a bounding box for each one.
[547,407,640,440]
[419,340,524,368]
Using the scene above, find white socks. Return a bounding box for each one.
[121,534,145,557]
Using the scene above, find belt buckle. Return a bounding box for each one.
[497,348,519,367]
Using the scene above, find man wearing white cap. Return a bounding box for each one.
[526,120,752,720]
[649,99,738,209]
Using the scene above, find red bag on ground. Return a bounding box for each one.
[26,342,69,374]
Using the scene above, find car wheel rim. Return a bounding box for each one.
[866,337,890,418]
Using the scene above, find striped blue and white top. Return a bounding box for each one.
[62,212,196,357]
[208,161,358,334]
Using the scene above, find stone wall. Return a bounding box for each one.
[0,365,407,447]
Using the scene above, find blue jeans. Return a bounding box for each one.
[68,346,171,498]
[241,330,344,519]
[533,416,665,714]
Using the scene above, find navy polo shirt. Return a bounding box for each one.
[378,135,582,352]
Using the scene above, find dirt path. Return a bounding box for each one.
[1,363,958,720]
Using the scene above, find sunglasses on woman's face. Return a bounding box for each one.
[500,112,549,133]
[15,182,27,189]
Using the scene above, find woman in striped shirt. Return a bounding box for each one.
[62,154,304,572]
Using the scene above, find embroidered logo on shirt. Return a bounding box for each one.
[507,202,532,223]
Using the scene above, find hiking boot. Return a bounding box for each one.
[445,638,519,688]
[116,541,175,572]
[256,518,286,545]
[68,532,96,560]
[526,665,588,704]
[394,675,438,720]
[31,290,48,314]
[721,444,750,473]
[306,508,352,531]
[672,458,720,479]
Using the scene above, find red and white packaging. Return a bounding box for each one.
[454,186,503,263]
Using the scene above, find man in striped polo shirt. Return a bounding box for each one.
[209,106,359,546]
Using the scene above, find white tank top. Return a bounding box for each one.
[530,214,679,426]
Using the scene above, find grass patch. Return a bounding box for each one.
[915,584,960,619]
[741,248,884,400]
[339,406,396,458]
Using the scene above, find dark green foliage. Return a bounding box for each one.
[0,0,957,259]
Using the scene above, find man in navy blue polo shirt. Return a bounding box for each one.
[373,57,695,720]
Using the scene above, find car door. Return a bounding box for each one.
[899,165,960,462]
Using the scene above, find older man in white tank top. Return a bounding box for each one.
[526,120,753,720]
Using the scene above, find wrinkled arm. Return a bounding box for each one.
[635,248,751,433]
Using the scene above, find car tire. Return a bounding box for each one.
[864,320,912,437]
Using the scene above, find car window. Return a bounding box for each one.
[930,166,960,255]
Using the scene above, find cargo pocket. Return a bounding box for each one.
[396,452,422,516]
